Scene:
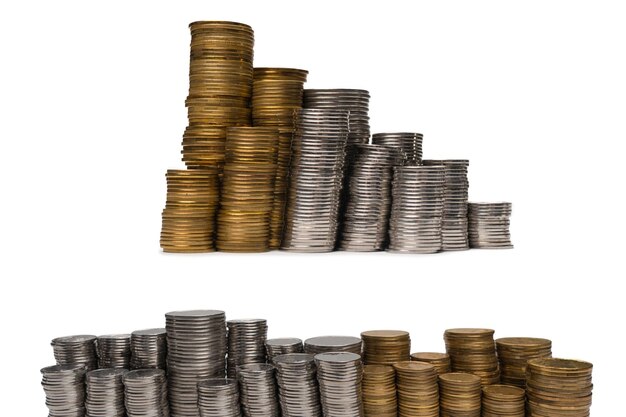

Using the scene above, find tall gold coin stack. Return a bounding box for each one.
[160,169,220,253]
[496,337,552,387]
[410,352,451,375]
[526,358,593,417]
[251,68,308,248]
[362,365,397,417]
[481,385,525,417]
[361,330,411,365]
[438,372,482,417]
[444,328,500,386]
[216,127,278,252]
[394,361,439,417]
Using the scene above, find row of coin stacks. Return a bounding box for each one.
[43,313,593,417]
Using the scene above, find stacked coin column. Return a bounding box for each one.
[130,328,168,370]
[304,335,362,355]
[41,364,87,417]
[227,319,268,378]
[362,365,398,417]
[481,385,525,417]
[394,361,439,417]
[237,363,280,417]
[410,352,451,375]
[51,335,98,371]
[96,334,131,369]
[85,369,127,417]
[197,379,242,417]
[495,337,552,387]
[265,338,303,361]
[444,328,500,386]
[360,330,411,365]
[468,202,513,248]
[273,353,323,417]
[123,369,170,417]
[438,373,482,417]
[372,133,424,165]
[315,352,364,417]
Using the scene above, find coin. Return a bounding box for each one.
[51,334,98,371]
[227,319,268,378]
[41,364,87,417]
[130,328,167,370]
[444,328,500,386]
[315,352,364,417]
[197,378,242,417]
[362,365,397,417]
[372,132,423,165]
[468,202,513,249]
[85,368,127,417]
[273,353,323,417]
[361,330,411,365]
[482,384,525,417]
[410,352,451,375]
[495,337,552,387]
[123,369,170,417]
[438,372,482,417]
[236,363,280,417]
[394,361,439,417]
[304,335,362,355]
[265,338,304,361]
[96,334,131,369]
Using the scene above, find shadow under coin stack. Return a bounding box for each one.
[315,352,364,417]
[361,330,411,365]
[394,361,439,417]
[237,363,280,417]
[265,338,303,361]
[410,352,451,375]
[273,353,322,417]
[51,335,98,371]
[468,202,513,249]
[85,369,127,417]
[197,379,242,417]
[444,328,500,386]
[130,328,168,370]
[496,337,552,388]
[96,334,131,369]
[123,369,170,417]
[372,132,423,165]
[226,319,268,378]
[438,372,482,417]
[304,335,362,355]
[482,384,525,417]
[362,365,397,417]
[41,364,87,417]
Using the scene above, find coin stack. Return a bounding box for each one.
[526,358,593,417]
[362,365,397,417]
[482,384,526,417]
[468,202,513,249]
[130,328,168,370]
[197,378,242,417]
[166,310,227,417]
[422,160,470,250]
[339,144,403,251]
[281,109,350,252]
[315,352,364,417]
[388,166,446,253]
[394,361,439,417]
[160,169,220,253]
[273,353,323,417]
[410,352,451,375]
[96,334,131,369]
[123,369,170,417]
[265,338,303,361]
[304,335,362,355]
[372,132,423,165]
[438,372,482,417]
[51,335,98,371]
[361,330,411,365]
[227,319,268,378]
[237,363,280,417]
[41,364,87,417]
[444,328,500,386]
[496,337,552,387]
[85,368,127,417]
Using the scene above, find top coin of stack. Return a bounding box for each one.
[444,328,500,385]
[361,330,411,365]
[496,337,552,387]
[410,352,451,375]
[265,338,304,361]
[304,335,362,355]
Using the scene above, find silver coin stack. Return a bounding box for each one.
[468,202,513,248]
[237,363,280,417]
[372,132,423,165]
[314,352,364,417]
[304,336,362,355]
[197,378,242,417]
[51,335,98,371]
[388,165,446,253]
[165,310,227,417]
[123,369,170,417]
[85,368,127,417]
[97,334,131,369]
[273,353,322,417]
[41,364,87,417]
[227,319,268,378]
[339,144,403,251]
[265,338,303,362]
[130,328,167,370]
[423,159,470,250]
[281,109,349,252]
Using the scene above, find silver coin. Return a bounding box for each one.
[468,202,514,248]
[41,364,87,417]
[304,336,362,355]
[123,369,170,417]
[85,368,127,417]
[314,352,364,417]
[197,378,241,417]
[130,328,167,370]
[51,335,98,372]
[96,334,131,369]
[273,353,322,417]
[237,363,280,417]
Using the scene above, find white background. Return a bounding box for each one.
[0,0,624,414]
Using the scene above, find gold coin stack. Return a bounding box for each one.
[361,330,411,365]
[526,358,593,417]
[252,68,308,248]
[482,384,525,417]
[394,361,439,417]
[439,372,482,417]
[362,365,397,417]
[444,328,500,385]
[216,127,278,252]
[160,169,220,253]
[410,352,451,375]
[496,337,552,388]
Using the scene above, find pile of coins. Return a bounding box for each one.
[361,330,411,365]
[394,361,439,417]
[85,369,127,417]
[304,335,362,355]
[160,169,220,253]
[197,378,242,417]
[41,364,86,417]
[372,132,423,165]
[438,372,482,417]
[444,328,500,385]
[468,202,513,248]
[273,353,322,417]
[315,352,364,417]
[265,338,303,361]
[123,369,170,417]
[226,318,268,378]
[96,334,131,369]
[130,328,167,370]
[362,365,397,417]
[388,166,445,253]
[410,352,451,375]
[237,364,280,417]
[51,334,98,371]
[482,384,526,417]
[496,337,552,387]
[526,358,593,417]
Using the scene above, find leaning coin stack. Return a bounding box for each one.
[362,365,397,417]
[227,319,268,378]
[96,334,131,369]
[166,310,227,417]
[410,352,451,375]
[123,369,170,417]
[388,166,445,253]
[496,337,552,387]
[315,352,364,417]
[85,369,127,417]
[304,335,362,355]
[468,202,513,249]
[339,144,403,251]
[273,353,323,417]
[51,334,98,371]
[265,338,303,361]
[372,132,423,165]
[422,160,470,250]
[281,109,349,252]
[361,330,411,365]
[197,379,242,417]
[526,358,593,417]
[160,169,220,253]
[41,364,87,417]
[130,328,168,370]
[237,363,280,417]
[438,372,482,417]
[394,361,439,417]
[482,384,526,417]
[444,328,500,386]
